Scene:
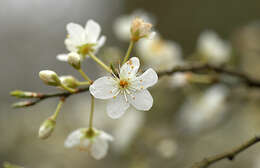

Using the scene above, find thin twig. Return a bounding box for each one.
[191,136,260,168]
[12,63,260,107]
[158,63,260,87]
[23,87,89,106]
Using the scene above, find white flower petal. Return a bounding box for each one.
[64,128,85,148]
[65,38,78,52]
[148,31,156,40]
[107,94,130,119]
[86,19,101,43]
[56,54,69,62]
[94,36,106,52]
[90,136,108,160]
[135,68,158,89]
[120,57,140,78]
[97,36,106,48]
[113,16,132,41]
[128,89,153,111]
[100,131,114,141]
[81,138,90,148]
[66,23,84,41]
[90,76,118,99]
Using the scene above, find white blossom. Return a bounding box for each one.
[64,128,113,160]
[197,30,231,65]
[112,108,145,152]
[157,139,178,158]
[38,118,56,140]
[90,57,158,119]
[57,20,106,61]
[67,52,81,69]
[59,75,79,89]
[113,10,155,41]
[39,70,61,86]
[170,72,190,87]
[137,34,183,71]
[130,17,155,41]
[178,84,229,133]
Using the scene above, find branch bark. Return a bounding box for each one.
[12,63,260,107]
[158,63,260,87]
[191,136,260,168]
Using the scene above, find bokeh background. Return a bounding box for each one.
[1,0,260,168]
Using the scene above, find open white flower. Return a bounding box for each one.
[64,128,113,160]
[137,34,183,71]
[178,84,229,133]
[57,20,106,62]
[90,57,158,119]
[197,30,231,65]
[113,10,155,41]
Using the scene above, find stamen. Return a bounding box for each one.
[123,91,128,102]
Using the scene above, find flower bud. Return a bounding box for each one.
[12,101,34,108]
[10,90,41,98]
[39,70,61,86]
[67,52,81,69]
[38,118,56,139]
[131,17,154,41]
[60,76,79,89]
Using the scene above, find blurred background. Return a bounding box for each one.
[2,0,260,167]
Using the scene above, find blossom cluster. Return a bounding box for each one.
[34,13,159,159]
[10,10,233,160]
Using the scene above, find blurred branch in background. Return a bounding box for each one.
[158,63,260,87]
[191,136,260,168]
[11,63,260,108]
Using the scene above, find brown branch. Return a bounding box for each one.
[191,136,260,168]
[11,63,260,107]
[158,63,260,87]
[12,87,89,108]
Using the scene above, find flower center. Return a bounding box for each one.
[151,39,165,53]
[119,80,129,89]
[77,43,96,57]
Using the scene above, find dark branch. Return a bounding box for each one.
[191,136,260,168]
[12,87,89,108]
[158,63,260,87]
[12,63,260,107]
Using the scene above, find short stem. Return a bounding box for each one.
[88,52,112,73]
[77,81,91,86]
[51,98,65,121]
[122,40,135,64]
[78,69,92,83]
[89,94,95,129]
[189,74,215,84]
[60,84,76,93]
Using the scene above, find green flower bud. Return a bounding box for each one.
[12,101,34,108]
[38,118,56,140]
[60,76,79,89]
[10,90,40,98]
[39,70,61,86]
[68,52,81,69]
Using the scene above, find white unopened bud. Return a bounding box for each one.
[131,17,154,41]
[39,70,61,86]
[60,76,79,89]
[38,118,56,139]
[68,52,81,69]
